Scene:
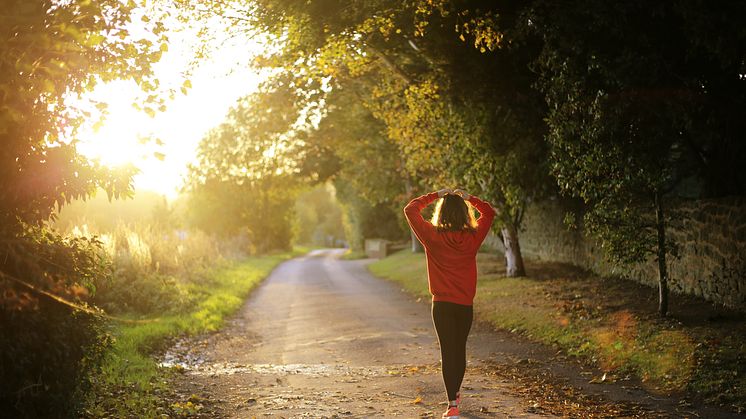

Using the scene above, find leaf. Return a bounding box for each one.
[87,33,106,46]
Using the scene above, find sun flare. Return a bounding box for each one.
[74,23,268,198]
[76,82,153,167]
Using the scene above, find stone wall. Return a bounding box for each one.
[487,197,746,310]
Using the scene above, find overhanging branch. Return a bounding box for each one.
[366,44,413,85]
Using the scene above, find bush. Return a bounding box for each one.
[0,227,112,418]
[88,224,231,315]
[0,305,111,418]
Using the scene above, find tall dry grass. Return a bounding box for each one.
[69,223,249,315]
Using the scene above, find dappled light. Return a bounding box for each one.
[592,311,697,393]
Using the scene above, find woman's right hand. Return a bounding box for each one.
[436,188,452,197]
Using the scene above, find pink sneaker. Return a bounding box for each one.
[442,406,459,419]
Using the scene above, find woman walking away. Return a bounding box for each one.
[404,188,496,419]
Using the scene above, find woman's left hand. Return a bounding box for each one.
[436,188,452,197]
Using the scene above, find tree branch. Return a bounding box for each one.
[365,44,413,85]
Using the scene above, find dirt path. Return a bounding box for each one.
[164,249,740,418]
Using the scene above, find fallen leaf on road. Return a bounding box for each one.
[589,372,608,384]
[412,396,423,404]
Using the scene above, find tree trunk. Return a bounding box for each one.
[411,230,424,253]
[655,192,669,317]
[501,225,526,277]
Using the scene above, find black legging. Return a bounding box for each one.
[432,301,473,401]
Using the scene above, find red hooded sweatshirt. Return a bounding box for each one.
[404,192,496,306]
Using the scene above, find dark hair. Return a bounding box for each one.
[430,193,477,232]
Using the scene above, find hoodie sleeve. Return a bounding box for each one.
[469,195,496,246]
[403,192,439,248]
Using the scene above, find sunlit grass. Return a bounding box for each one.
[369,250,745,410]
[368,250,429,297]
[84,249,303,417]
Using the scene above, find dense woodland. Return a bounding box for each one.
[1,0,745,417]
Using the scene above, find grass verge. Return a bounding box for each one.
[368,250,746,413]
[82,249,306,418]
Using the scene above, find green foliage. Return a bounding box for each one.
[294,87,410,249]
[0,1,168,415]
[236,0,552,274]
[533,0,746,198]
[0,227,112,418]
[90,222,228,315]
[334,179,409,250]
[528,0,746,286]
[301,88,408,206]
[0,305,111,418]
[430,0,746,288]
[185,90,302,253]
[0,0,167,226]
[294,184,346,246]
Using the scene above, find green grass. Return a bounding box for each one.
[83,249,305,418]
[369,250,746,412]
[367,250,430,297]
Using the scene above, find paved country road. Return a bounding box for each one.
[165,249,740,418]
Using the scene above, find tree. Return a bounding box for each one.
[294,183,346,246]
[237,0,552,275]
[0,0,167,414]
[185,88,302,252]
[299,87,412,251]
[530,0,746,315]
[1,0,168,227]
[1,0,168,297]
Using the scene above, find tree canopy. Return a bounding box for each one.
[529,0,746,315]
[185,87,303,252]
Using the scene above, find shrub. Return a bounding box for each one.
[0,227,112,418]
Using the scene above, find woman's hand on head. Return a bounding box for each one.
[453,189,471,200]
[436,188,452,198]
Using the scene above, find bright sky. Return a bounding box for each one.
[76,10,267,199]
